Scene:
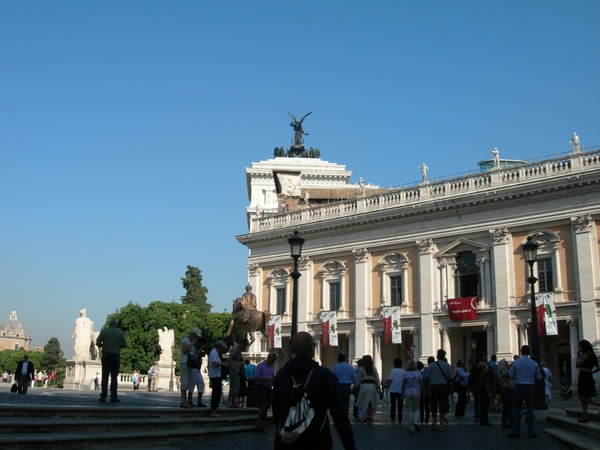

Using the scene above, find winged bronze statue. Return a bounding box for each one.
[286,110,312,146]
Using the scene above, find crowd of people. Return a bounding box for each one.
[7,319,599,450]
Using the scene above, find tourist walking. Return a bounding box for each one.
[254,351,277,433]
[272,331,356,450]
[575,339,600,423]
[426,349,454,431]
[402,359,424,433]
[208,340,229,418]
[477,362,494,426]
[227,338,249,408]
[507,345,542,438]
[179,327,202,409]
[453,360,469,417]
[332,353,356,416]
[95,318,127,403]
[15,354,35,394]
[355,355,380,424]
[385,358,406,424]
[498,359,515,429]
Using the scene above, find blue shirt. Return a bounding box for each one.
[509,355,542,385]
[332,361,357,385]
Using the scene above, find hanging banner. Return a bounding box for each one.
[269,315,282,349]
[535,292,558,336]
[321,311,338,347]
[446,297,478,321]
[382,306,402,344]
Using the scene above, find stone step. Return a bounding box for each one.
[543,427,600,450]
[0,413,256,434]
[546,414,600,439]
[0,404,258,419]
[564,408,600,422]
[0,424,257,450]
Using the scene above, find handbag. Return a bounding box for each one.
[187,353,200,369]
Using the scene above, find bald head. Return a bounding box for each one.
[291,332,314,357]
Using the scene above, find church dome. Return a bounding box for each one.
[0,310,30,338]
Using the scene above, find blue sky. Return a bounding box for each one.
[1,1,598,352]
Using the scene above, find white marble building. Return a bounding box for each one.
[236,148,600,385]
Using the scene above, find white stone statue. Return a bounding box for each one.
[71,308,94,361]
[570,132,580,153]
[157,327,174,365]
[358,177,365,195]
[492,148,500,168]
[418,163,429,183]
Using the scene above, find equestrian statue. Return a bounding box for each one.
[226,285,271,346]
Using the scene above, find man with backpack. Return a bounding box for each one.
[273,331,356,450]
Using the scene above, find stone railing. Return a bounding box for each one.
[252,148,600,232]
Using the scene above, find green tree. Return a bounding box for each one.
[0,349,42,374]
[181,265,211,315]
[206,311,232,344]
[39,337,66,373]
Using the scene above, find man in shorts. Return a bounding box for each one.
[255,351,277,433]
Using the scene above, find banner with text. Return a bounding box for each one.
[535,292,558,336]
[382,306,402,344]
[268,315,282,349]
[321,311,338,347]
[446,297,478,321]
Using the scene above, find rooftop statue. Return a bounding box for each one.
[286,110,312,147]
[570,132,580,153]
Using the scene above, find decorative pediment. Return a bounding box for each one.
[377,252,409,270]
[266,267,290,280]
[318,260,347,275]
[435,237,489,257]
[521,229,561,246]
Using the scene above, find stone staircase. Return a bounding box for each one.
[0,404,258,449]
[544,408,600,450]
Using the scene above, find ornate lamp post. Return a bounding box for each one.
[288,230,305,339]
[522,236,548,409]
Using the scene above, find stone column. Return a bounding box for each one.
[298,256,311,333]
[489,227,513,359]
[571,215,599,351]
[567,318,579,384]
[440,327,451,363]
[418,238,438,361]
[484,323,495,356]
[372,328,383,377]
[348,332,356,364]
[313,332,322,365]
[517,321,528,349]
[352,248,371,359]
[380,266,388,306]
[552,243,564,297]
[411,328,421,361]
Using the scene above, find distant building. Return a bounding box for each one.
[237,146,600,386]
[0,310,31,351]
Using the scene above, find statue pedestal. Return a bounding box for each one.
[156,362,175,391]
[63,360,102,390]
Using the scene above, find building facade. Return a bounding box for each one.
[0,310,31,351]
[236,148,600,385]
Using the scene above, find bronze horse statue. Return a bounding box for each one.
[226,308,271,346]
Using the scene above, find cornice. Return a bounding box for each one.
[236,176,600,246]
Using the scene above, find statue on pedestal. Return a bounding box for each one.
[157,327,174,365]
[570,132,580,153]
[226,285,271,345]
[286,110,312,147]
[71,309,94,361]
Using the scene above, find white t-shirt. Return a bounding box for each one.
[388,368,406,394]
[208,348,222,378]
[180,337,191,365]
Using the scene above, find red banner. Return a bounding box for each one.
[446,297,478,321]
[321,318,329,347]
[383,314,392,345]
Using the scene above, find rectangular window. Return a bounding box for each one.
[537,258,554,293]
[390,276,403,306]
[276,288,286,315]
[330,282,341,310]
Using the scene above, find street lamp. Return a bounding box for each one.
[288,230,305,339]
[471,338,477,366]
[522,236,547,409]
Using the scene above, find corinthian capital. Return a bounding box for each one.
[489,227,509,245]
[352,248,369,262]
[571,214,593,233]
